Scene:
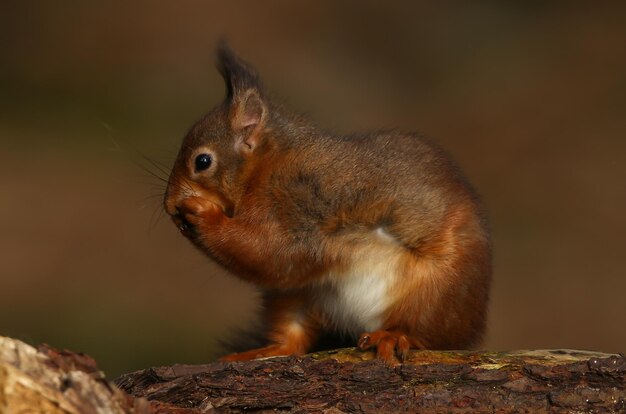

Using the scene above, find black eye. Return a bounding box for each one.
[194,153,212,172]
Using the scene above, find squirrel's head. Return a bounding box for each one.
[164,43,269,236]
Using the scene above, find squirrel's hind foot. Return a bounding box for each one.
[357,330,426,364]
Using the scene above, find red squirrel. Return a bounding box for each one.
[164,44,491,363]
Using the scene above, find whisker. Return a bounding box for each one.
[139,153,172,181]
[148,198,166,232]
[134,182,167,192]
[100,129,197,224]
[139,193,168,203]
[135,162,169,184]
[138,155,195,194]
[132,160,191,195]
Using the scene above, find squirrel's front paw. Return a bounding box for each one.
[175,196,224,233]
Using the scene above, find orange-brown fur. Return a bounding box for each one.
[164,44,491,364]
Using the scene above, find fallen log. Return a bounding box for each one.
[115,347,625,413]
[1,336,624,413]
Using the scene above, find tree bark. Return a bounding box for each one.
[1,336,624,413]
[115,348,625,413]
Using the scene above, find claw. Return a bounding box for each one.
[396,335,410,362]
[357,334,371,350]
[356,330,419,364]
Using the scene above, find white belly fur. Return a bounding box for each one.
[313,228,404,337]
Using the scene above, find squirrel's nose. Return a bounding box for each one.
[163,190,180,217]
[164,193,194,234]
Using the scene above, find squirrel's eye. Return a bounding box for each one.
[194,153,212,172]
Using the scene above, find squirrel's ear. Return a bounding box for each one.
[216,42,267,153]
[230,88,268,153]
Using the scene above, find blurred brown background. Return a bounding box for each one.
[1,2,625,378]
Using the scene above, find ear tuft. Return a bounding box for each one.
[216,41,261,101]
[216,41,268,153]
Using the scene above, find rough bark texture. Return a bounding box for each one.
[115,348,625,413]
[1,336,624,413]
[0,336,188,414]
[0,336,127,414]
